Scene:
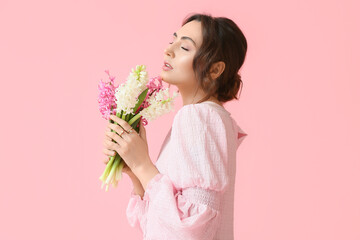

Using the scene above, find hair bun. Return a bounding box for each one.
[216,73,243,102]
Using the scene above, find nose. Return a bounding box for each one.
[164,45,174,58]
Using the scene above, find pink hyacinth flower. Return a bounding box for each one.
[137,75,164,127]
[98,70,119,120]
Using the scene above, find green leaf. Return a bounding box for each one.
[133,88,149,113]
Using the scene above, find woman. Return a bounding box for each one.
[103,13,248,240]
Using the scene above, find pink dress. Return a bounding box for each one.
[126,101,248,240]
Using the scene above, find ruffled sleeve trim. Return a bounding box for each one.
[139,173,222,239]
[126,190,148,231]
[142,173,169,201]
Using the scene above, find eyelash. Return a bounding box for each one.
[169,42,189,51]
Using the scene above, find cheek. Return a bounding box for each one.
[176,56,195,76]
[160,55,196,84]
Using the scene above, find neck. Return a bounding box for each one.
[178,87,223,106]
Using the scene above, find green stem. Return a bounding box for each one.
[128,113,142,126]
[106,157,120,184]
[99,154,116,181]
[117,160,125,181]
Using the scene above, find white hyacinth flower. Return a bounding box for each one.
[115,65,149,115]
[139,88,179,122]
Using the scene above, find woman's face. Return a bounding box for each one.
[160,20,203,96]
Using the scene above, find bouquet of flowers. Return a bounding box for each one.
[98,65,178,191]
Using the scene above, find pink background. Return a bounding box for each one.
[1,0,359,239]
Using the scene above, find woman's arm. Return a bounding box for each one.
[128,172,145,199]
[121,163,146,199]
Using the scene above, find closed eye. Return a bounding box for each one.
[169,42,189,51]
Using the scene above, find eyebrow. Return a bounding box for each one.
[173,32,197,47]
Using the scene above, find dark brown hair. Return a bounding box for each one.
[181,13,248,103]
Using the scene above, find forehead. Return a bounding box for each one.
[177,20,202,47]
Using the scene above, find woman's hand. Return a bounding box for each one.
[104,114,151,173]
[103,127,135,177]
[102,149,133,177]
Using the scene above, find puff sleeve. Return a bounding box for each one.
[126,104,230,240]
[126,189,149,236]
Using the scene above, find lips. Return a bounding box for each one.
[164,61,173,69]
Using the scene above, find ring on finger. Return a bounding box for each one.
[127,128,139,135]
[119,129,125,137]
[127,128,137,134]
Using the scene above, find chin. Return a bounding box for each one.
[160,72,181,89]
[159,72,171,84]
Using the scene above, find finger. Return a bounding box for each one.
[102,148,116,157]
[104,138,118,149]
[105,130,126,148]
[106,124,115,131]
[102,150,115,164]
[109,114,133,133]
[103,135,112,147]
[108,123,136,142]
[104,126,111,135]
[108,123,125,136]
[104,132,111,140]
[103,156,112,164]
[139,122,146,140]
